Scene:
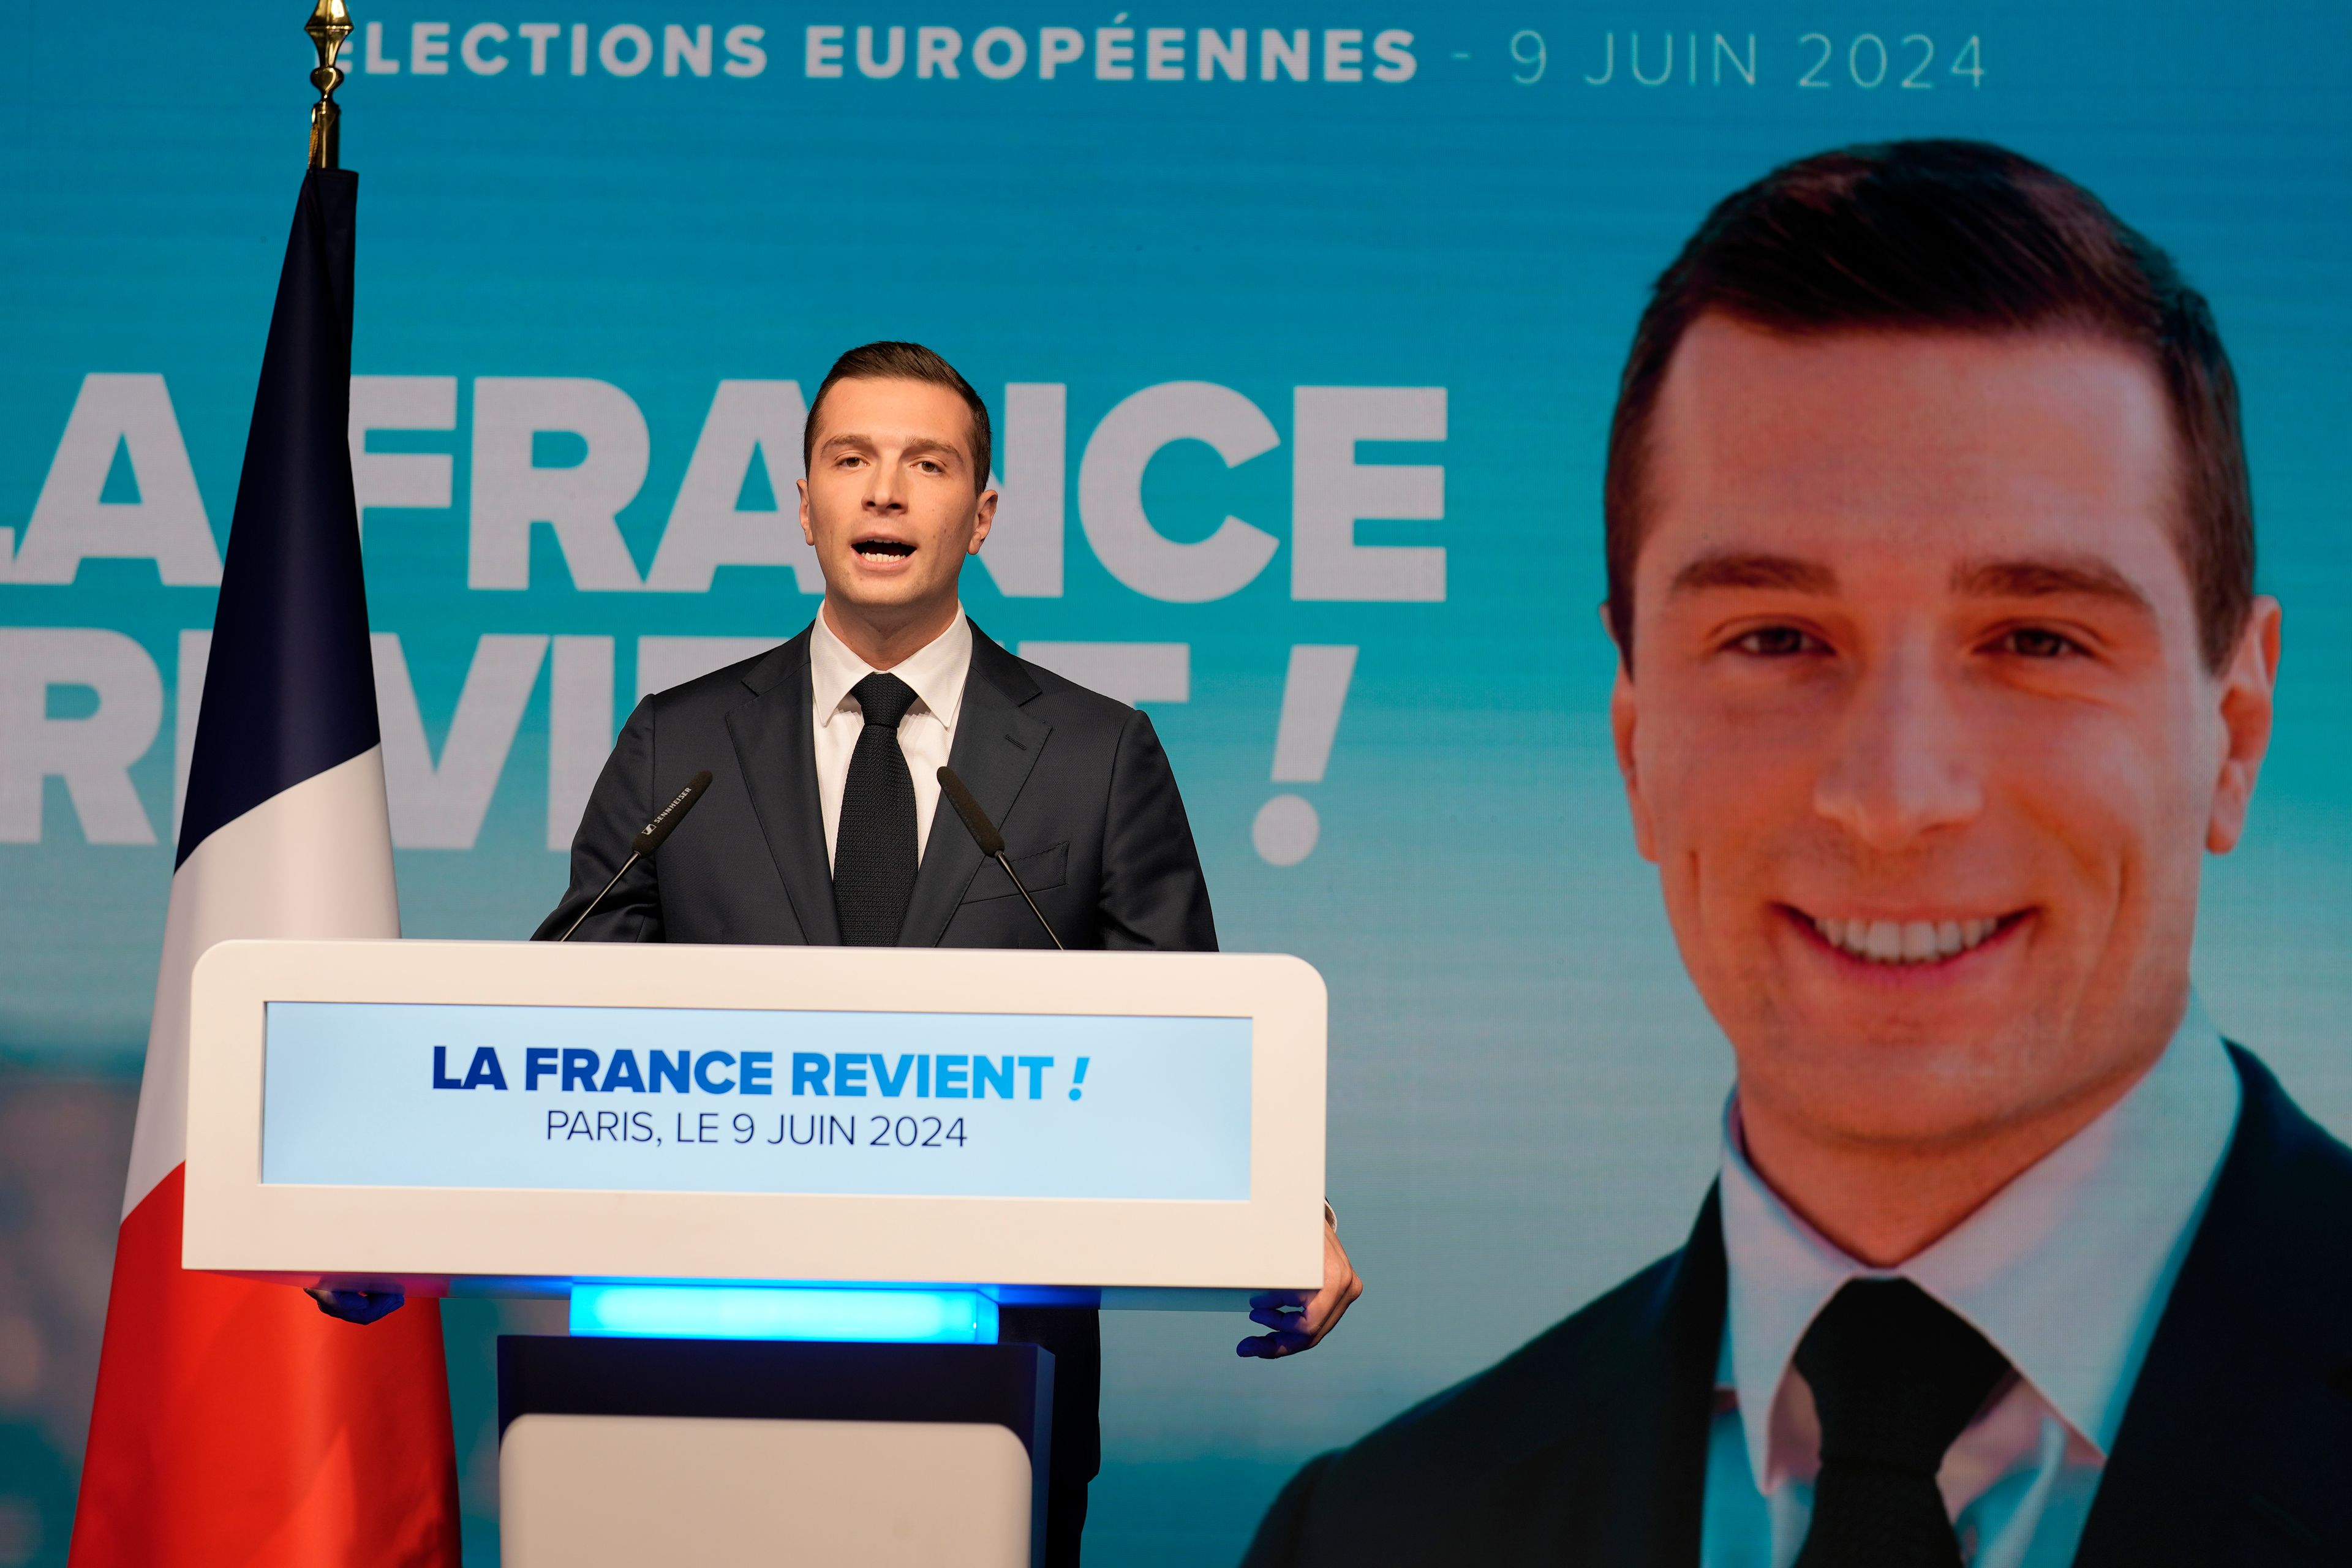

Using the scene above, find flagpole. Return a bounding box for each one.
[72,24,461,1555]
[306,0,352,170]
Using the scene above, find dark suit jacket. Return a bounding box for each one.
[537,621,1216,953]
[535,620,1218,1567]
[1244,1044,2352,1567]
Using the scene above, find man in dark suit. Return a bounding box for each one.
[1246,142,2350,1566]
[537,341,1362,1566]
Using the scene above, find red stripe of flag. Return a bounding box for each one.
[73,1170,459,1564]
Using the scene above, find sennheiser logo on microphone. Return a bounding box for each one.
[559,770,712,939]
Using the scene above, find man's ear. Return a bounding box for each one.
[2207,594,2282,854]
[796,478,816,548]
[1608,633,1660,864]
[967,488,998,556]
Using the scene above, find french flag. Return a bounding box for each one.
[70,170,460,1563]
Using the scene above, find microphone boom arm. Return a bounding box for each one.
[997,851,1066,951]
[937,766,1065,950]
[554,769,713,943]
[554,851,639,943]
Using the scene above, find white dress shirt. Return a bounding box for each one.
[809,605,973,872]
[1701,998,2242,1568]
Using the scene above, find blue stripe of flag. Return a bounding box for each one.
[176,169,380,868]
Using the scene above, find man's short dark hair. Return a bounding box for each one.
[803,340,993,489]
[1604,138,2253,673]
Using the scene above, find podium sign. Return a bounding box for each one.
[185,940,1325,1296]
[262,1003,1253,1200]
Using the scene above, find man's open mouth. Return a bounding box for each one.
[1798,910,2021,966]
[854,538,916,561]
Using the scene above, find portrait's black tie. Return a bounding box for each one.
[832,671,921,946]
[1790,1278,2013,1568]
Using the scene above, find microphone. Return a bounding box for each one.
[555,769,712,942]
[937,766,1065,951]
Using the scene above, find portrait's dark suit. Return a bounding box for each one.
[1243,1046,2352,1567]
[536,619,1218,1566]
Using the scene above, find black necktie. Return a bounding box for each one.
[1790,1278,2011,1568]
[832,672,921,946]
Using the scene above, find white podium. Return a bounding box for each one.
[183,938,1327,1566]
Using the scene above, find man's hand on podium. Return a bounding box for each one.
[1237,1210,1363,1359]
[307,1285,406,1325]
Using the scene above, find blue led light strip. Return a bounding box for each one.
[570,1284,1000,1344]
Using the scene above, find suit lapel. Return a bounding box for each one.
[1619,1185,1724,1568]
[723,630,840,946]
[1501,1185,1724,1563]
[2072,1045,2352,1565]
[899,627,1049,948]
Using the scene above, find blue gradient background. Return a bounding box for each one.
[2,2,2347,1561]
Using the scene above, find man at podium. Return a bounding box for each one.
[534,340,1362,1562]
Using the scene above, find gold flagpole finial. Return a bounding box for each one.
[305,1,354,170]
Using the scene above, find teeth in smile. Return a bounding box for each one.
[1811,914,2000,965]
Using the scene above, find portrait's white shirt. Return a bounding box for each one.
[1701,998,2242,1568]
[809,604,973,872]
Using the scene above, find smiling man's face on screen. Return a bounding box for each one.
[1610,316,2280,1164]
